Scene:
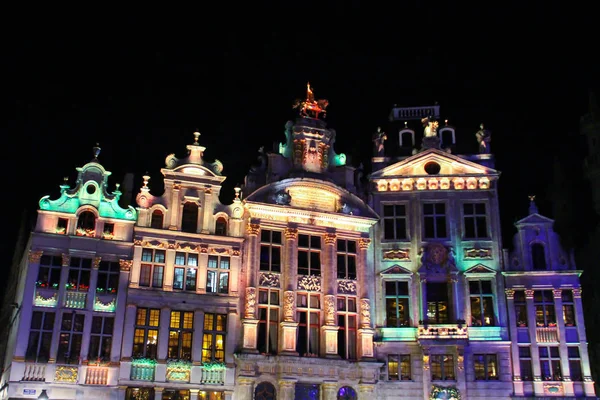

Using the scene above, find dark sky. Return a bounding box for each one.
[3,7,598,276]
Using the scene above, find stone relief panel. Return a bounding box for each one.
[284,290,295,322]
[337,279,357,295]
[464,248,492,259]
[245,287,256,319]
[259,272,280,288]
[298,275,321,292]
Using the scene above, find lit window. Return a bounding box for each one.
[385,281,410,327]
[534,290,556,327]
[133,308,159,359]
[168,311,193,360]
[67,257,92,292]
[388,354,411,380]
[474,354,498,380]
[173,252,198,292]
[469,280,495,326]
[202,313,226,362]
[431,354,455,381]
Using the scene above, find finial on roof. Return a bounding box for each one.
[93,143,101,161]
[404,121,408,128]
[193,131,201,145]
[142,173,150,190]
[445,119,448,126]
[292,82,329,119]
[528,195,538,215]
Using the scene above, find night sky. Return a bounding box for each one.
[3,7,598,290]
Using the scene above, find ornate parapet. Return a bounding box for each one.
[417,323,468,340]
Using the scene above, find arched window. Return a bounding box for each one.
[215,217,227,236]
[337,386,357,400]
[151,210,164,229]
[531,243,547,271]
[76,211,96,236]
[254,382,276,400]
[181,202,198,233]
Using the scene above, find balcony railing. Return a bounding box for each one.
[536,327,559,343]
[418,322,468,339]
[130,361,156,381]
[22,364,46,381]
[85,366,108,385]
[200,364,226,385]
[64,291,87,309]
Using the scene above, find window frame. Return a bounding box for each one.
[257,288,280,355]
[534,290,556,327]
[336,239,357,280]
[97,260,120,294]
[36,255,62,289]
[25,311,55,363]
[382,202,409,241]
[168,310,194,360]
[297,234,322,276]
[139,248,166,288]
[202,313,227,362]
[337,295,357,360]
[539,346,562,381]
[206,255,230,294]
[88,315,114,361]
[296,292,320,357]
[468,280,496,327]
[430,354,455,381]
[384,280,411,327]
[388,354,411,381]
[260,229,282,273]
[462,202,489,239]
[133,307,160,359]
[173,251,199,292]
[57,312,86,364]
[422,202,448,239]
[473,353,499,380]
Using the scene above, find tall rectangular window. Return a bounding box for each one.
[57,312,85,364]
[463,203,488,238]
[383,204,407,240]
[519,346,533,381]
[298,234,321,276]
[133,308,159,358]
[296,293,320,357]
[67,257,92,292]
[474,354,498,380]
[36,255,62,289]
[385,281,410,327]
[173,252,198,292]
[539,346,561,381]
[168,311,193,360]
[568,347,583,381]
[336,239,357,279]
[388,354,411,380]
[97,260,120,294]
[88,316,114,361]
[206,255,230,294]
[562,290,576,326]
[257,289,280,355]
[427,282,449,324]
[139,249,165,288]
[337,296,357,360]
[423,203,447,239]
[202,313,226,362]
[431,355,455,381]
[25,311,55,362]
[535,290,556,327]
[514,290,528,327]
[469,280,495,326]
[260,230,282,272]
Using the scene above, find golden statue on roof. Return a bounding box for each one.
[293,82,329,119]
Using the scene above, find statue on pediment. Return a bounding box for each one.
[372,127,387,156]
[475,123,492,154]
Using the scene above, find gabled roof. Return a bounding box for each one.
[381,264,412,275]
[464,263,496,275]
[370,148,499,179]
[515,213,554,227]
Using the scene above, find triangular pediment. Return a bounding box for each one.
[381,264,412,275]
[515,213,554,226]
[370,148,498,179]
[464,263,496,274]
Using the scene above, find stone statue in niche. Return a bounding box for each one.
[372,127,387,156]
[360,298,371,327]
[245,287,257,318]
[475,123,492,154]
[283,291,295,322]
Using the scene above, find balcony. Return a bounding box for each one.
[34,287,58,308]
[166,360,192,383]
[536,326,559,343]
[64,291,87,309]
[417,322,468,340]
[130,359,156,381]
[93,293,117,313]
[200,363,226,385]
[55,365,79,383]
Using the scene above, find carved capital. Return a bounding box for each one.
[358,238,371,250]
[323,232,337,246]
[572,288,582,298]
[244,287,257,319]
[457,355,465,371]
[505,289,515,299]
[93,256,102,269]
[553,288,562,299]
[283,291,295,322]
[247,223,261,236]
[524,289,535,299]
[422,354,430,370]
[284,227,298,240]
[232,247,241,257]
[61,253,71,267]
[28,250,43,263]
[119,259,132,272]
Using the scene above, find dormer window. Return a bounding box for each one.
[215,217,227,236]
[76,211,96,237]
[150,210,163,229]
[531,243,547,270]
[181,202,198,233]
[56,218,68,235]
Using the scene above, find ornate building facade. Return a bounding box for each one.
[0,88,596,400]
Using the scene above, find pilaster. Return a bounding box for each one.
[14,250,43,359]
[120,303,137,359]
[323,231,337,295]
[247,222,261,287]
[192,309,205,362]
[157,307,171,362]
[278,378,296,400]
[505,289,524,396]
[322,380,338,400]
[284,226,298,291]
[358,383,375,400]
[525,289,543,396]
[280,290,299,355]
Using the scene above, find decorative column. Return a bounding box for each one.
[448,274,460,321]
[168,183,181,230]
[154,387,164,400]
[553,289,574,396]
[129,244,142,288]
[111,260,132,362]
[321,231,339,358]
[192,310,205,363]
[572,288,596,397]
[13,250,43,360]
[155,307,170,382]
[246,222,261,287]
[505,289,524,396]
[422,347,431,400]
[242,286,259,353]
[197,244,209,294]
[280,290,299,355]
[189,389,199,400]
[162,245,175,292]
[322,381,338,400]
[279,378,297,400]
[201,186,213,234]
[357,238,375,360]
[525,289,543,396]
[420,277,428,323]
[358,383,376,400]
[283,227,298,291]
